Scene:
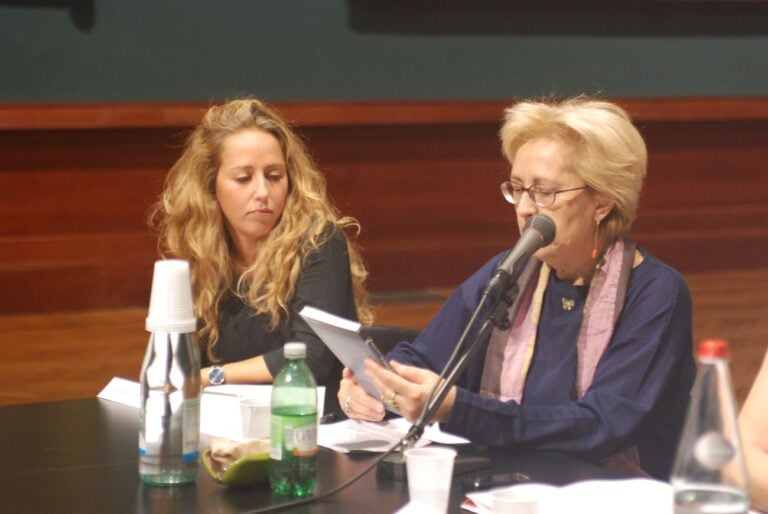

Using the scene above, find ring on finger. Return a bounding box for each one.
[344,395,352,414]
[385,390,399,409]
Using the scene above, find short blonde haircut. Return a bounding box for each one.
[149,99,372,360]
[500,96,647,243]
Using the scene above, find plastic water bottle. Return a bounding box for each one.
[139,260,201,486]
[269,342,318,497]
[671,338,750,513]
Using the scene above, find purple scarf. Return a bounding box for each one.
[479,237,645,475]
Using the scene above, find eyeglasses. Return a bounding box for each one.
[500,181,589,208]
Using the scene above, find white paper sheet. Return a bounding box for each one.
[97,378,324,443]
[97,376,141,408]
[299,305,401,414]
[318,417,469,453]
[463,479,673,514]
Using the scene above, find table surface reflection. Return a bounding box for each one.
[0,398,627,513]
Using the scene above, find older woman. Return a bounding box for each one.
[340,97,695,480]
[739,348,768,511]
[150,99,372,410]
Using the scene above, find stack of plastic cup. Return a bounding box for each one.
[139,258,200,486]
[145,259,197,333]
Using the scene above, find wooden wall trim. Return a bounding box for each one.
[2,97,768,314]
[3,97,768,131]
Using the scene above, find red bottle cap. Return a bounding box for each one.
[697,338,730,359]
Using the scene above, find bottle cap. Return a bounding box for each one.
[284,342,306,359]
[145,259,197,333]
[697,338,730,360]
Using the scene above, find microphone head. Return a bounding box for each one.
[524,214,556,246]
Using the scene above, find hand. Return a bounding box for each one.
[365,360,456,424]
[338,367,386,421]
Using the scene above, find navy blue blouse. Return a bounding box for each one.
[523,273,589,406]
[388,246,695,480]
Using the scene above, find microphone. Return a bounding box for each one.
[485,214,556,295]
[395,214,556,455]
[252,221,560,507]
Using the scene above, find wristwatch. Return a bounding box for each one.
[208,365,226,386]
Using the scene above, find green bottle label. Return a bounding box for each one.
[269,407,317,461]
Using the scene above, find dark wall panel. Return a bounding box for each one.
[2,1,768,102]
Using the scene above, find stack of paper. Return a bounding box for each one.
[97,377,325,442]
[463,479,672,514]
[318,417,469,453]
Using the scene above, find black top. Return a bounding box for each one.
[201,226,357,413]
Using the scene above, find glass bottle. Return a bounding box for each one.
[671,338,750,513]
[139,259,201,486]
[269,342,318,497]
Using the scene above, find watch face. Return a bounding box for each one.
[209,366,225,386]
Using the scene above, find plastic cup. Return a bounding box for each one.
[404,447,457,513]
[239,398,270,440]
[492,488,540,514]
[145,259,196,333]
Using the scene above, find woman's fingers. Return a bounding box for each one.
[348,391,386,421]
[391,361,438,384]
[337,369,385,421]
[367,360,438,393]
[357,360,456,423]
[364,359,438,421]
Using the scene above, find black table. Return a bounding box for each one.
[0,398,626,513]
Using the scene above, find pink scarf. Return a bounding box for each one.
[479,237,644,475]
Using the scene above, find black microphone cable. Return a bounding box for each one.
[250,214,555,511]
[245,296,496,512]
[247,279,511,512]
[405,214,555,444]
[245,432,409,513]
[403,282,497,445]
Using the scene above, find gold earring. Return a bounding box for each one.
[591,219,600,260]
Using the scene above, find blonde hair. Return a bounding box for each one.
[149,99,372,360]
[500,96,647,243]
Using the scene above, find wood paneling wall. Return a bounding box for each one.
[2,98,768,315]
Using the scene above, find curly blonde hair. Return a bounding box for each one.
[500,96,647,244]
[149,99,372,360]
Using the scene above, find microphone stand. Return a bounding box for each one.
[378,270,524,480]
[251,267,531,511]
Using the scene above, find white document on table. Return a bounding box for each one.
[98,377,325,442]
[463,479,673,514]
[97,376,141,408]
[201,384,325,441]
[318,417,469,453]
